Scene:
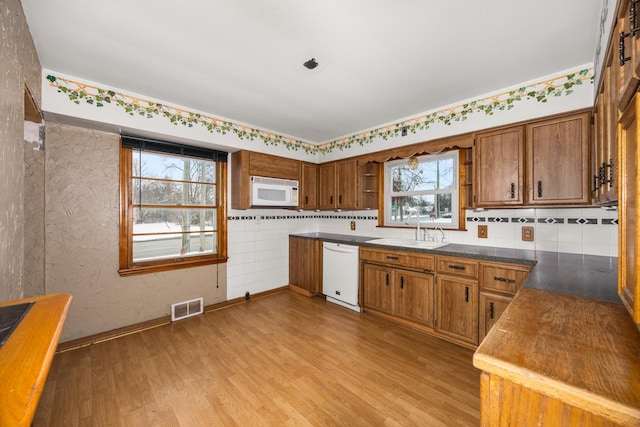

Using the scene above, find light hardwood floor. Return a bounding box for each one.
[34,291,480,426]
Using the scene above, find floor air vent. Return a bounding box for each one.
[171,297,204,322]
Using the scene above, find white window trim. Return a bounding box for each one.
[383,150,459,229]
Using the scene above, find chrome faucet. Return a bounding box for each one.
[405,209,422,240]
[424,226,446,242]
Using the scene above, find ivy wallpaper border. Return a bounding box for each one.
[46,68,592,155]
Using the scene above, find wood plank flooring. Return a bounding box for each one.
[33,291,480,426]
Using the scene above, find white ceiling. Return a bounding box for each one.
[20,0,603,143]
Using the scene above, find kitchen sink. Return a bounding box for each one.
[367,238,449,249]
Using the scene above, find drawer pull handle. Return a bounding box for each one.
[510,182,515,199]
[330,195,333,205]
[448,265,465,271]
[385,273,389,286]
[387,255,399,260]
[537,180,543,198]
[339,195,343,205]
[400,276,404,289]
[493,276,516,284]
[464,286,469,302]
[489,302,494,319]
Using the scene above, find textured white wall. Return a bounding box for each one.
[0,0,42,301]
[44,123,227,341]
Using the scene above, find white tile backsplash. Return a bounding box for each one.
[225,206,618,300]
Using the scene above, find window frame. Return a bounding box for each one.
[119,140,228,277]
[383,150,460,230]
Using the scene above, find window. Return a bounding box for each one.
[119,136,228,276]
[384,150,459,229]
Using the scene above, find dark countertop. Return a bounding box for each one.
[291,232,620,303]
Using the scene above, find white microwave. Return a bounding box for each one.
[250,176,299,207]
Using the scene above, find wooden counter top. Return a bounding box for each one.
[473,288,640,425]
[0,294,72,427]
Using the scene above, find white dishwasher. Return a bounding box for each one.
[322,242,360,312]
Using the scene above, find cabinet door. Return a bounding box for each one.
[288,237,322,294]
[336,159,358,209]
[474,126,524,207]
[603,51,619,203]
[394,270,435,327]
[618,94,640,329]
[479,292,512,342]
[248,151,300,180]
[436,275,478,345]
[618,0,640,111]
[526,112,590,205]
[362,263,394,314]
[301,163,318,210]
[318,163,336,210]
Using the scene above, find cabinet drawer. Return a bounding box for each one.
[480,263,531,295]
[436,256,479,279]
[360,248,434,271]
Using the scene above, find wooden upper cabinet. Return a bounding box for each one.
[594,52,619,205]
[358,162,379,210]
[474,126,525,207]
[246,151,300,180]
[618,0,640,111]
[231,150,301,209]
[318,163,336,210]
[318,159,358,210]
[300,162,319,210]
[336,159,358,209]
[525,112,590,205]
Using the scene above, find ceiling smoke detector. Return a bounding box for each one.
[303,58,318,70]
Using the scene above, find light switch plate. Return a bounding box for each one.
[478,225,488,238]
[522,226,534,241]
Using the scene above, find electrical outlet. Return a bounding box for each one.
[350,221,356,231]
[478,225,488,239]
[522,226,534,241]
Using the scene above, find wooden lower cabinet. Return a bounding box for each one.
[479,373,622,426]
[362,262,435,327]
[288,237,322,295]
[478,261,532,341]
[479,292,511,341]
[394,269,435,328]
[360,247,533,349]
[362,263,393,314]
[436,275,479,346]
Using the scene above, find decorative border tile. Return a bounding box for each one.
[488,217,509,223]
[466,217,486,222]
[537,218,565,224]
[511,217,535,223]
[601,218,618,225]
[45,68,593,154]
[567,218,598,225]
[228,214,378,221]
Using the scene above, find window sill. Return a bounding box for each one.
[119,257,228,277]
